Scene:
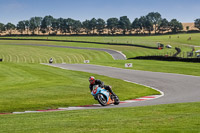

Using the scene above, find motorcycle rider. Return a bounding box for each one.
[49,57,53,64]
[89,76,117,98]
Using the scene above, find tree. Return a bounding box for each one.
[17,21,26,34]
[51,18,60,35]
[65,18,75,34]
[96,18,105,35]
[0,23,5,33]
[118,16,131,35]
[5,23,15,35]
[158,18,170,34]
[146,12,162,34]
[132,18,142,34]
[169,19,183,33]
[138,16,147,34]
[89,18,97,34]
[186,26,190,31]
[24,20,30,34]
[137,16,154,35]
[82,20,90,35]
[107,18,119,35]
[145,18,154,35]
[194,18,200,30]
[30,17,42,35]
[56,18,65,35]
[59,19,67,35]
[72,20,82,34]
[41,15,53,35]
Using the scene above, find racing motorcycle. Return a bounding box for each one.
[91,85,120,106]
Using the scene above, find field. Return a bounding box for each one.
[2,33,200,47]
[0,33,200,132]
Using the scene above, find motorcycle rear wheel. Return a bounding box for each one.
[114,96,120,105]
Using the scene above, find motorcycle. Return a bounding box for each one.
[91,85,120,106]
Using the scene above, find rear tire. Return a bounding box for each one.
[114,96,120,105]
[97,94,107,106]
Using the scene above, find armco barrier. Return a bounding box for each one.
[129,56,200,63]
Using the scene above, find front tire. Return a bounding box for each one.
[97,94,107,106]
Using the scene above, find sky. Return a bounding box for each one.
[0,0,200,24]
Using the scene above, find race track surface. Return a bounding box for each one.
[45,63,200,109]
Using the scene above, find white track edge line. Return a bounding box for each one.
[123,80,164,99]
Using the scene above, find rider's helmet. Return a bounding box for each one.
[89,76,95,84]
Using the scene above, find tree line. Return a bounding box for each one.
[194,19,200,31]
[0,12,190,36]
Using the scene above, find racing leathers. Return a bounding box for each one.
[89,79,116,96]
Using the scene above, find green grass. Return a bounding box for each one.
[0,40,199,114]
[1,33,200,58]
[0,63,159,113]
[0,35,200,132]
[0,102,199,133]
[2,33,200,47]
[0,43,113,63]
[1,42,200,76]
[0,38,198,60]
[95,59,200,76]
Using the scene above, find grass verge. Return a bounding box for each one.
[0,102,199,133]
[95,59,200,76]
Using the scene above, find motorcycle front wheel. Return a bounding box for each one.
[97,94,107,106]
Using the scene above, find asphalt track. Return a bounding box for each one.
[46,63,200,109]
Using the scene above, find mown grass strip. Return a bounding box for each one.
[0,102,199,133]
[0,44,113,63]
